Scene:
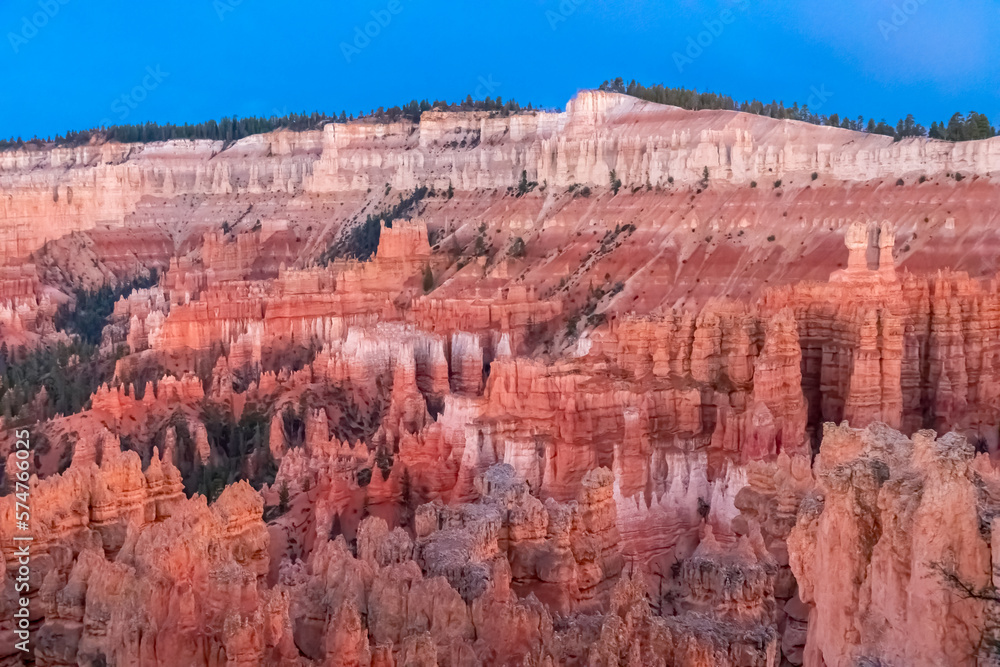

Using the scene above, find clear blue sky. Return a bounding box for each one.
[2,0,999,138]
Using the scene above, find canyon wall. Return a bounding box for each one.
[789,422,998,666]
[3,92,1000,666]
[4,91,1000,307]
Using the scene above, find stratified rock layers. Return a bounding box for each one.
[789,423,995,667]
[7,91,1000,666]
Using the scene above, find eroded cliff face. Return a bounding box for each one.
[6,91,1000,303]
[2,448,784,667]
[5,93,1000,666]
[788,422,997,667]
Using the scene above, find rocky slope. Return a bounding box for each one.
[3,91,1000,665]
[789,422,998,666]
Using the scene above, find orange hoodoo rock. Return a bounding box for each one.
[11,90,1000,667]
[1,450,280,667]
[374,218,431,263]
[789,422,996,667]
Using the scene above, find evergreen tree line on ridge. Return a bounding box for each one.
[3,80,994,151]
[0,96,532,152]
[599,78,996,142]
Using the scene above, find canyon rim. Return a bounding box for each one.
[2,88,1000,667]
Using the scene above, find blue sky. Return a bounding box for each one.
[2,0,999,138]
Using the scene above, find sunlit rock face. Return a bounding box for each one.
[6,92,1000,666]
[7,91,1000,302]
[789,422,996,667]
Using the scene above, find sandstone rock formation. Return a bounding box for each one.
[6,91,1000,666]
[789,422,996,667]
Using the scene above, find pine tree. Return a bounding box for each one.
[518,170,529,196]
[400,469,413,527]
[422,265,434,292]
[946,113,966,141]
[971,112,994,140]
[278,481,290,514]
